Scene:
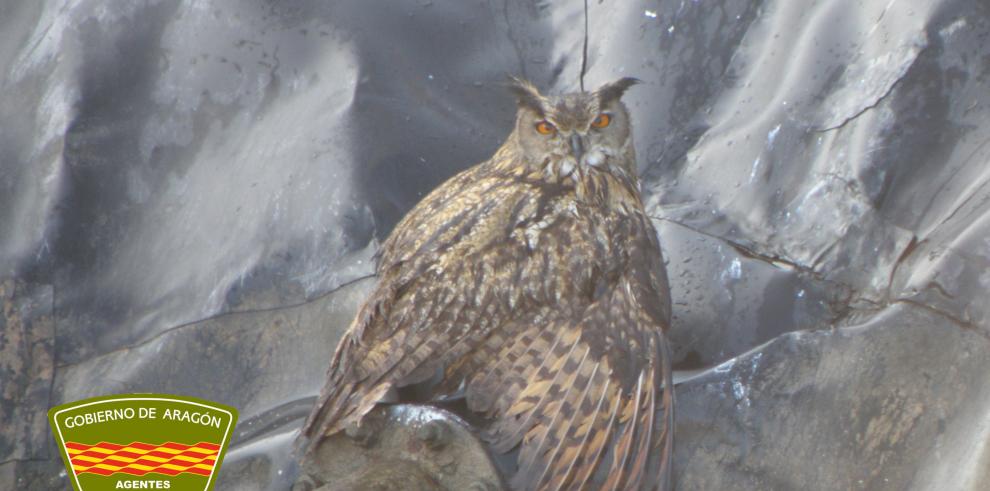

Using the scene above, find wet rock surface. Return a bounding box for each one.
[1,0,988,489]
[674,304,990,490]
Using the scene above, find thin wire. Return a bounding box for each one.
[580,0,589,92]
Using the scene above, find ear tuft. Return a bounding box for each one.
[507,76,545,115]
[596,77,641,103]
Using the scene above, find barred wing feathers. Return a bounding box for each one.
[464,277,673,491]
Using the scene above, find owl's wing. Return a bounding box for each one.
[301,163,535,444]
[461,283,674,491]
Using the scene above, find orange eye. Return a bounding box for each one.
[592,113,611,128]
[535,120,556,135]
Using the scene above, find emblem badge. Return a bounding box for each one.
[49,394,238,491]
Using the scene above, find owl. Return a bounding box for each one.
[302,77,674,491]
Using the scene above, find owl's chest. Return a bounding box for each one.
[496,194,635,305]
[510,200,613,258]
[399,178,650,314]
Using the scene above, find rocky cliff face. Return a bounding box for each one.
[2,1,988,489]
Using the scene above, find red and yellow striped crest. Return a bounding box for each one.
[66,441,220,477]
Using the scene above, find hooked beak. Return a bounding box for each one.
[569,133,586,160]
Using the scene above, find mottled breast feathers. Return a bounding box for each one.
[302,78,674,491]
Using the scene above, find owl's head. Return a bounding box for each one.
[508,77,639,178]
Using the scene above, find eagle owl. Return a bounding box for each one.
[303,78,674,491]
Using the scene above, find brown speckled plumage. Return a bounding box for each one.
[302,78,674,491]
